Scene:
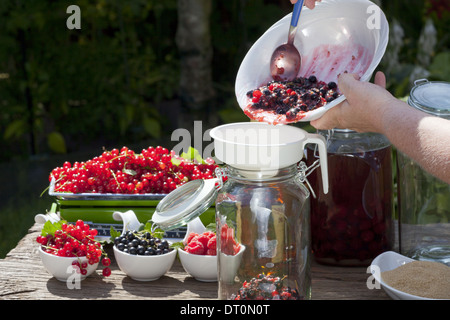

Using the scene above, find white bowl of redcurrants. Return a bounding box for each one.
[178,231,218,282]
[36,220,111,282]
[38,247,100,282]
[113,229,177,281]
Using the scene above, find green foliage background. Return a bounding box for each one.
[0,0,449,162]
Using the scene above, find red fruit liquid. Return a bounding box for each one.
[306,146,394,266]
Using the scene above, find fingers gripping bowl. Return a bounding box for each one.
[235,0,388,123]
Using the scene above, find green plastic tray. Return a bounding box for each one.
[57,200,216,226]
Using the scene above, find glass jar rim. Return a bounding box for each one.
[225,164,300,181]
[151,178,219,231]
[408,79,450,118]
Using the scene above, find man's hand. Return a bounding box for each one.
[311,72,395,133]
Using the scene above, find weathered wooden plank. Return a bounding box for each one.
[0,223,389,300]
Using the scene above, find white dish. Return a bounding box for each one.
[178,248,218,282]
[113,245,177,281]
[38,246,99,282]
[112,210,177,281]
[235,0,389,122]
[370,251,439,300]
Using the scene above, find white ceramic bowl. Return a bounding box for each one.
[38,246,99,282]
[113,245,177,281]
[178,248,218,282]
[370,251,437,300]
[235,0,389,122]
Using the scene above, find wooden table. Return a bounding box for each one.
[0,223,390,300]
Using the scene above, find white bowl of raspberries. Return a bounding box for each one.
[178,231,218,282]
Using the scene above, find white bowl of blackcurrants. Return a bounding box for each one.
[113,229,177,281]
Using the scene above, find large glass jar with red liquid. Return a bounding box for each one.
[306,129,394,266]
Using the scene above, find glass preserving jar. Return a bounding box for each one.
[209,122,328,300]
[215,164,312,300]
[154,122,329,300]
[306,129,394,266]
[397,79,450,265]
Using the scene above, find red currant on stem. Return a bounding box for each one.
[102,257,111,267]
[50,145,219,195]
[37,219,113,277]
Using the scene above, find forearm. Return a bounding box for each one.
[380,100,450,184]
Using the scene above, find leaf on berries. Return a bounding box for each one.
[181,146,205,164]
[41,220,66,237]
[170,241,184,250]
[170,156,183,166]
[122,168,137,176]
[143,221,164,239]
[204,223,216,233]
[110,226,122,242]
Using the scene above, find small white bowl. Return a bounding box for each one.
[370,251,438,300]
[178,248,218,282]
[38,246,99,282]
[113,245,177,281]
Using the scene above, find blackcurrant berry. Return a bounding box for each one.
[327,81,337,89]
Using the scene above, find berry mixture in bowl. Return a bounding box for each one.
[244,76,341,124]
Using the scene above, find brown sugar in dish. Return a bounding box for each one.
[381,260,450,299]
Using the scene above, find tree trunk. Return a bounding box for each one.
[176,0,215,113]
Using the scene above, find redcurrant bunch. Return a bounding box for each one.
[49,146,218,194]
[37,220,111,277]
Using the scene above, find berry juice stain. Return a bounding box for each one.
[306,146,393,266]
[299,43,373,82]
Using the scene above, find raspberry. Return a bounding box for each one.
[184,231,217,255]
[203,231,215,239]
[193,234,210,248]
[234,243,241,255]
[185,240,205,255]
[185,232,198,245]
[207,235,216,250]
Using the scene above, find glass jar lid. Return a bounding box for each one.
[317,129,390,154]
[151,178,219,231]
[408,79,450,118]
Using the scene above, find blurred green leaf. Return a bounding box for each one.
[4,118,26,140]
[47,131,67,154]
[142,115,161,138]
[429,52,450,82]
